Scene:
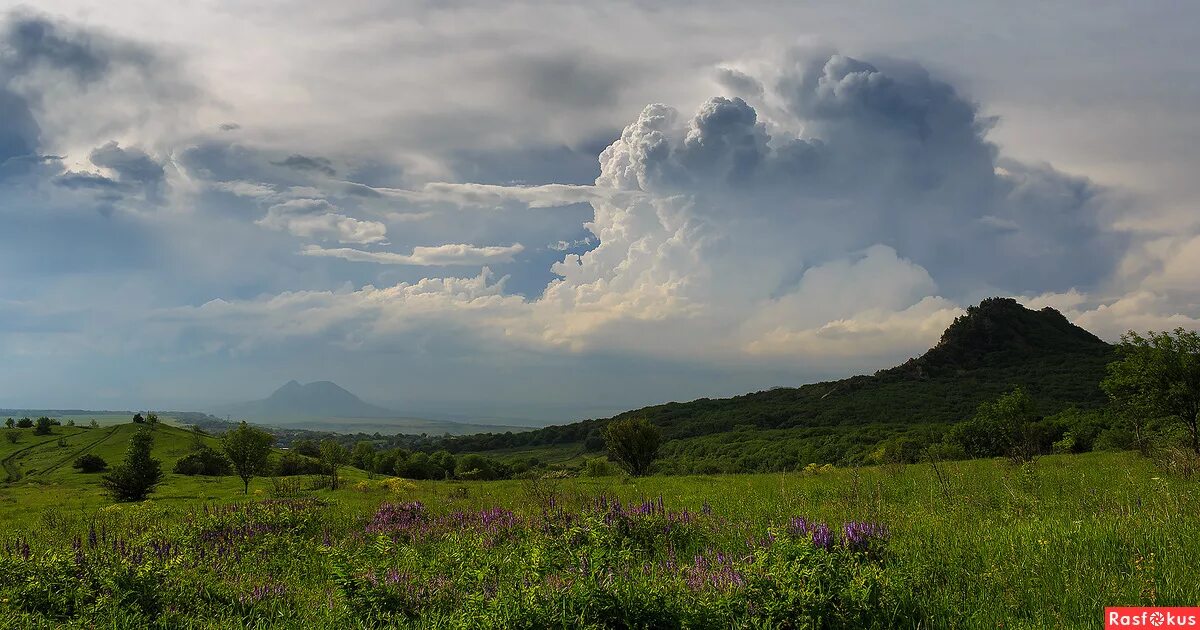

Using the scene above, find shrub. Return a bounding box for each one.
[269,476,306,497]
[584,458,618,477]
[33,417,52,436]
[4,431,17,444]
[72,454,108,473]
[1154,446,1200,480]
[16,418,32,428]
[1051,433,1076,455]
[455,454,508,480]
[276,451,327,476]
[173,445,233,476]
[292,439,321,458]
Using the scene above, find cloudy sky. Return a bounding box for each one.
[2,1,1198,423]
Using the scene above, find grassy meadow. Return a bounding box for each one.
[0,422,1194,627]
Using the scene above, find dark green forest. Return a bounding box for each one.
[428,298,1118,472]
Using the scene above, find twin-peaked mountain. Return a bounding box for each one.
[215,381,529,435]
[220,380,396,420]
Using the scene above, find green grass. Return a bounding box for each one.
[0,427,1195,628]
[0,424,373,519]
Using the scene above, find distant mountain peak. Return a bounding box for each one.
[269,380,351,398]
[886,296,1108,378]
[224,380,396,419]
[274,380,304,394]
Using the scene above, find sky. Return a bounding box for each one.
[1,1,1198,423]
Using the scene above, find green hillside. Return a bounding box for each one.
[0,423,370,519]
[1,423,221,484]
[441,298,1116,469]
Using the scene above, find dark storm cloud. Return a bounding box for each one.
[776,54,998,197]
[0,10,195,210]
[89,141,165,197]
[177,142,261,182]
[0,11,187,99]
[597,53,1126,296]
[0,13,113,81]
[677,96,770,185]
[0,87,38,166]
[53,170,121,190]
[271,154,337,176]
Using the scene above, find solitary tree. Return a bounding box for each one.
[101,428,163,501]
[601,417,662,476]
[221,422,275,494]
[132,413,145,424]
[4,418,13,429]
[320,440,351,490]
[1103,329,1200,453]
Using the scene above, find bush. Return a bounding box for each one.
[1154,446,1200,480]
[4,431,17,444]
[584,457,618,477]
[15,418,32,428]
[1051,434,1076,455]
[269,476,306,497]
[276,451,326,476]
[292,439,321,458]
[33,417,52,435]
[880,436,928,464]
[454,454,509,480]
[173,446,233,476]
[72,454,108,473]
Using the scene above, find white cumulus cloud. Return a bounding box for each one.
[256,198,387,244]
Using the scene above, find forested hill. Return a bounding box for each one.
[443,298,1116,454]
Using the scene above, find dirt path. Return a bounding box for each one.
[1,427,119,482]
[40,426,121,476]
